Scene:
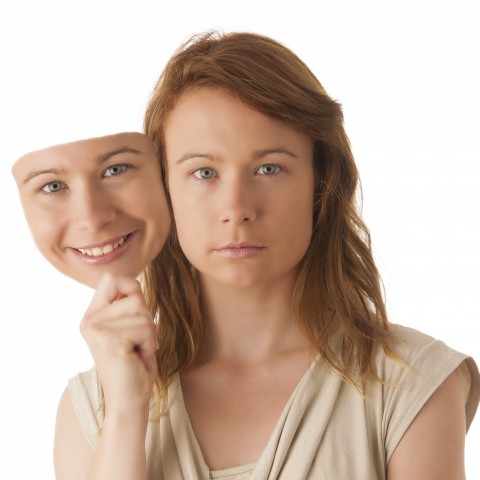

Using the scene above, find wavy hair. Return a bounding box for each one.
[142,30,401,407]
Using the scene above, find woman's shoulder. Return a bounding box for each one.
[388,322,452,349]
[380,323,474,371]
[68,365,100,389]
[68,366,103,410]
[65,366,103,450]
[372,323,480,460]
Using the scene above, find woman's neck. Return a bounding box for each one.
[197,276,311,365]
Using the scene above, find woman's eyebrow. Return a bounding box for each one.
[252,147,299,159]
[175,152,216,165]
[175,148,298,165]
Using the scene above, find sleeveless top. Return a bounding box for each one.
[68,324,480,479]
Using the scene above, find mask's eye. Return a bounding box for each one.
[257,164,281,176]
[41,181,66,193]
[104,164,127,177]
[193,167,216,180]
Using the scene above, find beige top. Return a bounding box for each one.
[68,324,480,479]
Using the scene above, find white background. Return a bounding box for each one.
[1,1,478,478]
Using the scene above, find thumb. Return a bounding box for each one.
[87,273,142,313]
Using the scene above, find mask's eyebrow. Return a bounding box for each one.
[21,146,143,185]
[96,146,143,164]
[21,167,67,185]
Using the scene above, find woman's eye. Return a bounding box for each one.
[41,181,66,193]
[104,164,127,177]
[257,164,281,176]
[193,168,216,180]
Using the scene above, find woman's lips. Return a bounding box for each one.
[68,232,136,265]
[214,242,265,259]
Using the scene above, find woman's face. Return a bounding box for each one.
[12,132,170,289]
[165,87,315,291]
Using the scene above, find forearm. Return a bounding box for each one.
[88,407,150,480]
[75,275,159,480]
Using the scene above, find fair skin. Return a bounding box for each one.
[13,133,169,479]
[165,87,317,468]
[387,369,466,479]
[166,87,467,476]
[12,132,169,289]
[54,274,158,480]
[38,95,466,479]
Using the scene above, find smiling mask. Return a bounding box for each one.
[12,131,170,289]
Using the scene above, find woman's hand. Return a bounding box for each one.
[80,273,157,414]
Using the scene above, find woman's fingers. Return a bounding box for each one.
[81,273,153,339]
[80,273,158,411]
[86,272,144,314]
[90,319,157,368]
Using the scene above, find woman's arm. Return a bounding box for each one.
[54,273,157,480]
[54,388,150,480]
[387,369,466,480]
[54,388,94,480]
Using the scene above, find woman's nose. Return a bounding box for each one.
[218,177,257,225]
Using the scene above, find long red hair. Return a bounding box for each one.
[142,31,400,408]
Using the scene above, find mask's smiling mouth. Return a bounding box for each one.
[75,234,131,257]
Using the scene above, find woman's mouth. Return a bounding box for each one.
[214,242,265,259]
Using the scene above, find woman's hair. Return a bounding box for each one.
[142,30,400,407]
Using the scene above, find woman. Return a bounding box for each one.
[12,131,171,478]
[56,32,479,479]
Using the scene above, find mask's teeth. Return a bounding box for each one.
[77,235,127,256]
[103,244,114,254]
